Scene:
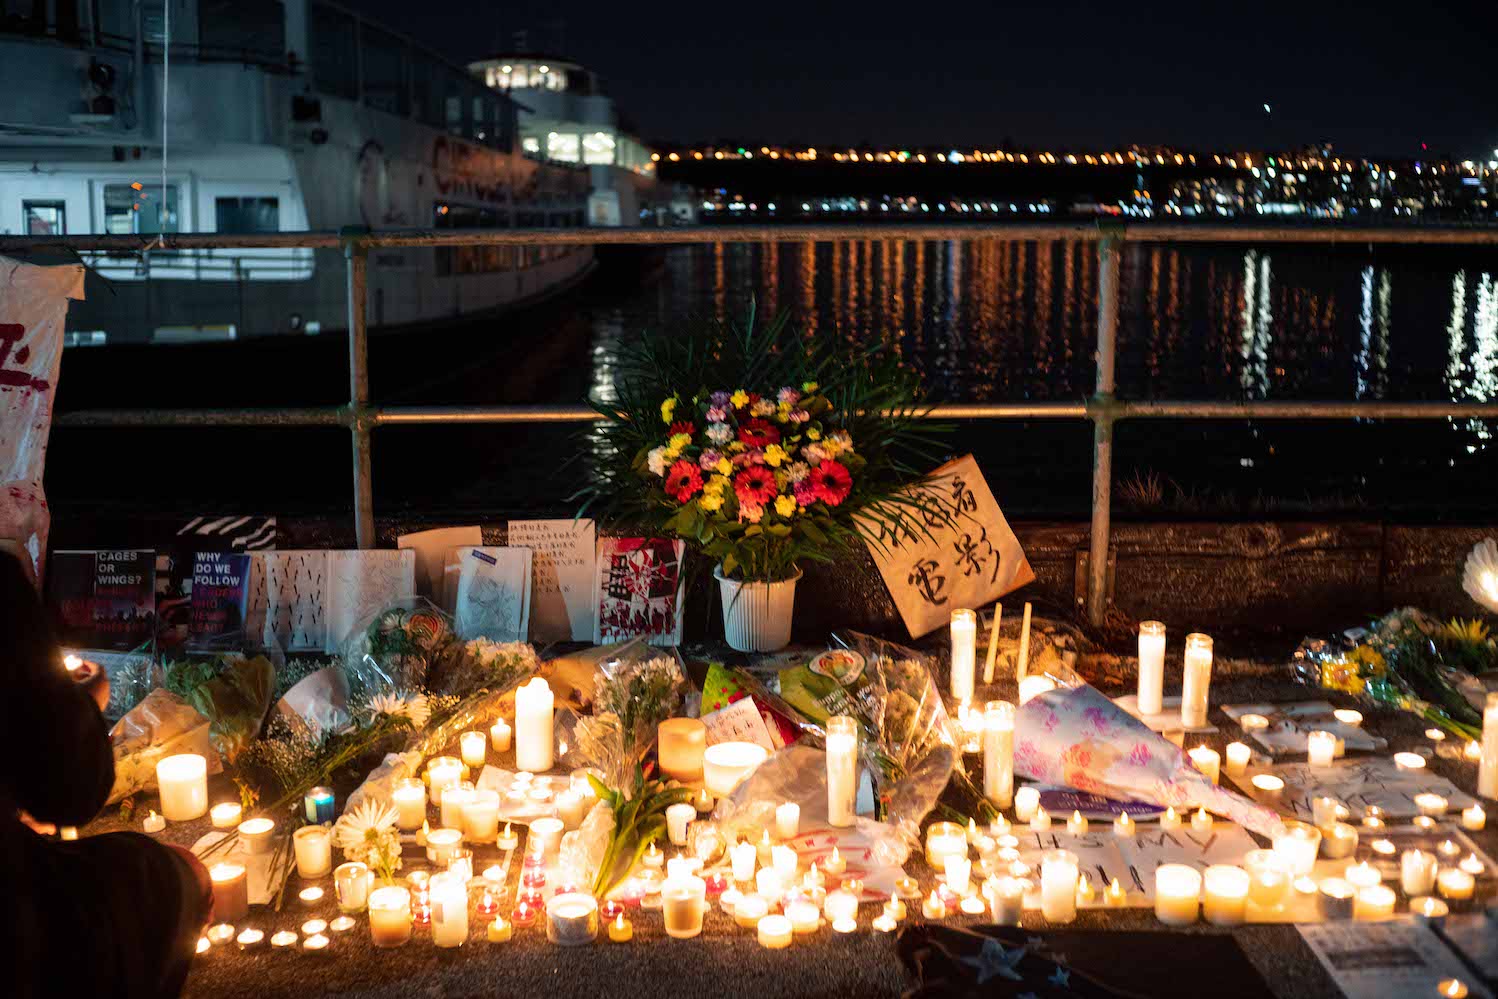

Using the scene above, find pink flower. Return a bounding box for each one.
[740,503,764,524]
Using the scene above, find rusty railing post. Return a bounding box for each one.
[1087,229,1122,627]
[344,234,374,549]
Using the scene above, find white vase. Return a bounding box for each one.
[715,565,802,652]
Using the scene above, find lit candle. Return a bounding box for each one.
[298,886,324,904]
[822,845,846,876]
[425,827,464,865]
[1191,808,1214,833]
[1460,853,1485,877]
[368,885,411,947]
[1239,713,1270,731]
[950,608,977,701]
[607,912,632,943]
[1067,810,1089,836]
[1353,884,1395,921]
[334,861,372,913]
[303,785,335,825]
[1332,709,1363,727]
[642,841,664,869]
[1272,821,1321,877]
[769,845,797,883]
[1018,675,1056,705]
[155,754,208,822]
[1113,812,1135,837]
[429,872,469,948]
[824,889,858,925]
[1105,877,1127,906]
[1202,865,1249,926]
[463,789,501,841]
[440,782,474,831]
[775,802,800,840]
[944,854,972,896]
[209,863,250,922]
[1014,786,1040,822]
[872,912,897,932]
[1410,896,1449,921]
[426,757,462,807]
[142,810,165,834]
[546,892,599,946]
[1245,849,1290,912]
[662,876,708,938]
[693,787,715,813]
[515,677,555,774]
[1075,874,1095,907]
[301,919,328,935]
[1154,864,1201,926]
[1251,774,1285,802]
[1415,793,1449,818]
[1466,740,1483,764]
[1224,742,1252,776]
[489,717,512,753]
[1438,867,1475,901]
[730,840,757,883]
[1394,751,1428,771]
[826,716,859,828]
[1040,849,1079,923]
[330,916,355,933]
[989,814,1011,837]
[1437,980,1471,999]
[269,930,298,949]
[1320,822,1358,859]
[977,877,1019,924]
[292,825,332,878]
[1188,746,1221,785]
[460,730,487,769]
[1344,861,1382,890]
[301,933,330,954]
[1463,804,1486,831]
[657,718,707,783]
[702,742,769,797]
[210,802,243,829]
[783,897,819,933]
[391,778,426,831]
[496,821,519,852]
[1180,633,1213,729]
[665,801,695,846]
[983,700,1015,809]
[1159,806,1181,831]
[1362,805,1386,828]
[1137,621,1166,716]
[756,913,793,950]
[1311,795,1344,829]
[1031,806,1051,832]
[1317,877,1355,920]
[884,892,907,922]
[1481,692,1498,798]
[236,928,264,950]
[1439,838,1463,861]
[922,890,947,919]
[1016,602,1033,681]
[1370,838,1396,857]
[1306,731,1337,767]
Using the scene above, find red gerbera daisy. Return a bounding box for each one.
[668,420,696,438]
[810,460,852,506]
[665,459,703,503]
[737,417,781,449]
[733,465,778,507]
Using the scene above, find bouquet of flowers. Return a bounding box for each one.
[569,640,689,789]
[577,306,948,583]
[332,799,403,884]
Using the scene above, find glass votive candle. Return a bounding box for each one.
[1353,884,1395,921]
[1272,821,1322,877]
[1187,746,1221,784]
[303,786,335,825]
[426,827,464,865]
[925,821,969,868]
[1224,742,1252,776]
[1245,849,1291,911]
[292,825,332,878]
[333,861,372,913]
[1202,865,1249,926]
[392,778,426,831]
[1344,861,1382,890]
[426,756,462,806]
[1438,868,1475,902]
[368,886,412,948]
[462,789,501,841]
[1154,864,1201,926]
[1320,822,1358,860]
[546,892,599,946]
[1250,774,1285,802]
[440,781,475,830]
[1039,849,1080,924]
[460,730,488,769]
[1311,795,1344,830]
[1317,877,1355,920]
[944,855,973,897]
[237,817,275,855]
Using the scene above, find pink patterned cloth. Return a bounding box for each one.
[1016,681,1285,838]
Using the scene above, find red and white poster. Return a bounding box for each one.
[0,256,85,577]
[592,537,686,646]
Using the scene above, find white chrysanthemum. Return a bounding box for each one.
[367,690,430,728]
[647,446,670,477]
[332,798,399,856]
[1463,539,1498,614]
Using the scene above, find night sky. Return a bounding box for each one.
[349,0,1495,158]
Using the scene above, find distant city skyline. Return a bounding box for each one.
[350,0,1494,159]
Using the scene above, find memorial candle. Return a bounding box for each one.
[460,730,487,769]
[666,802,695,846]
[210,802,242,829]
[785,899,820,933]
[950,609,977,702]
[1188,746,1220,785]
[292,825,332,878]
[1438,868,1475,901]
[1225,742,1252,776]
[1353,884,1395,921]
[1180,633,1213,728]
[1030,807,1051,832]
[426,757,462,807]
[1415,793,1449,818]
[142,810,166,834]
[1040,850,1079,923]
[775,802,800,840]
[237,816,275,855]
[1159,806,1181,830]
[757,913,793,950]
[1401,850,1438,895]
[334,862,372,913]
[1016,602,1033,681]
[1154,864,1201,926]
[1272,822,1321,877]
[489,718,512,753]
[429,872,468,947]
[515,677,555,774]
[462,789,501,841]
[209,863,249,922]
[441,783,474,831]
[304,786,335,825]
[657,718,707,783]
[1306,731,1337,767]
[156,754,208,822]
[1137,621,1166,716]
[1317,878,1355,920]
[1481,691,1498,798]
[1463,804,1486,831]
[1202,865,1248,926]
[1113,812,1135,837]
[983,700,1015,808]
[392,778,426,831]
[730,840,757,883]
[1014,786,1040,822]
[826,716,859,828]
[944,854,972,896]
[662,876,707,938]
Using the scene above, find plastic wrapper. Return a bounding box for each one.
[275,666,351,738]
[343,597,458,693]
[568,638,688,790]
[107,688,223,803]
[344,750,424,814]
[560,800,616,890]
[1015,660,1284,838]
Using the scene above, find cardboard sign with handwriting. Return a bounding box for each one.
[861,454,1032,638]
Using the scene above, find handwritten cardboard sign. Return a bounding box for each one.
[508,519,595,642]
[1230,756,1475,820]
[1223,701,1384,755]
[861,454,1032,638]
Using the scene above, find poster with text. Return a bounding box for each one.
[593,537,686,646]
[188,551,251,647]
[861,454,1033,638]
[49,549,156,651]
[508,519,595,642]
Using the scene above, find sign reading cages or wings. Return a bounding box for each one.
[861,454,1033,638]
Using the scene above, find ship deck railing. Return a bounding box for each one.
[6,220,1498,626]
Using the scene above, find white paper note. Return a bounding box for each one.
[700,696,776,751]
[507,519,596,642]
[452,547,532,641]
[1223,701,1384,755]
[1231,756,1476,820]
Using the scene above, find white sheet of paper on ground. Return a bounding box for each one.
[397,526,482,604]
[452,547,532,641]
[1112,694,1220,734]
[1435,913,1498,984]
[324,549,416,653]
[699,696,777,751]
[191,830,293,906]
[507,519,596,642]
[777,826,905,901]
[1223,701,1384,755]
[475,766,572,823]
[1298,921,1493,999]
[1230,756,1475,820]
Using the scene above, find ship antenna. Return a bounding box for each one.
[151,0,170,252]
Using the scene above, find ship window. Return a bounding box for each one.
[547,132,580,163]
[103,183,179,235]
[215,197,280,233]
[361,27,408,116]
[22,201,66,236]
[582,131,616,166]
[310,4,358,100]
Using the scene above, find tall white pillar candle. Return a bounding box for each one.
[983,700,1015,808]
[774,802,800,840]
[950,609,977,702]
[1039,849,1079,923]
[1154,864,1202,926]
[826,716,858,828]
[1015,602,1033,681]
[155,754,208,822]
[1180,633,1213,728]
[429,872,469,947]
[515,678,555,773]
[1137,621,1166,716]
[1481,692,1498,799]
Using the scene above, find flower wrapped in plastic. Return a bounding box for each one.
[1016,661,1284,838]
[568,638,689,789]
[344,597,459,693]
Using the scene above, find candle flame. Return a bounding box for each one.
[63,654,83,672]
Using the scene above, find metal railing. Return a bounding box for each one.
[8,221,1498,628]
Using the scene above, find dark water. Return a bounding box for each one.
[46,239,1498,535]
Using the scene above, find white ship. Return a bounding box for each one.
[0,1,658,344]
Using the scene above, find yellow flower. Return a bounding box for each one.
[660,397,677,423]
[730,389,749,408]
[1319,658,1365,696]
[1346,645,1386,677]
[801,381,819,393]
[807,428,822,441]
[728,441,746,454]
[669,433,691,451]
[704,475,728,495]
[715,458,732,476]
[763,444,788,467]
[774,495,796,518]
[699,493,723,512]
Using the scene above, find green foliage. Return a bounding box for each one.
[162,653,275,763]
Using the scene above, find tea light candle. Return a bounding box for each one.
[657,718,708,783]
[463,789,501,841]
[1464,804,1486,831]
[209,863,249,922]
[822,845,846,876]
[1317,878,1355,920]
[1251,774,1285,802]
[1225,742,1252,776]
[301,919,328,935]
[1239,713,1270,731]
[512,898,538,927]
[1180,633,1213,729]
[1159,806,1182,831]
[1354,884,1395,920]
[142,810,166,834]
[1394,751,1428,771]
[944,854,972,896]
[1306,731,1337,767]
[1320,822,1358,859]
[1438,980,1471,999]
[460,730,487,769]
[642,841,664,869]
[156,754,208,821]
[1154,864,1202,926]
[1371,838,1396,857]
[607,912,632,943]
[497,822,519,852]
[1438,867,1475,901]
[803,863,825,890]
[1137,621,1166,716]
[693,787,714,813]
[1030,807,1051,832]
[1482,692,1498,798]
[235,816,274,855]
[730,840,757,883]
[210,802,242,829]
[1014,786,1040,822]
[1362,805,1387,828]
[1439,839,1463,861]
[733,892,769,929]
[303,785,335,825]
[298,886,324,904]
[872,912,898,932]
[425,827,464,865]
[236,928,264,950]
[756,913,793,950]
[515,677,555,773]
[950,608,977,701]
[1460,853,1485,876]
[1273,822,1322,877]
[269,931,298,949]
[546,892,599,946]
[1344,861,1382,889]
[1075,873,1095,907]
[983,700,1015,809]
[329,916,355,933]
[1040,849,1080,923]
[292,825,332,878]
[1411,896,1449,920]
[1413,815,1438,832]
[1187,746,1221,785]
[301,933,330,954]
[1067,810,1088,836]
[1113,812,1135,837]
[826,715,859,828]
[1416,793,1450,818]
[1105,877,1127,906]
[489,718,512,753]
[1333,709,1363,727]
[482,915,511,943]
[1466,740,1484,764]
[703,741,770,797]
[922,890,947,919]
[1203,865,1249,926]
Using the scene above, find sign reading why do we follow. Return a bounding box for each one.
[861,454,1033,638]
